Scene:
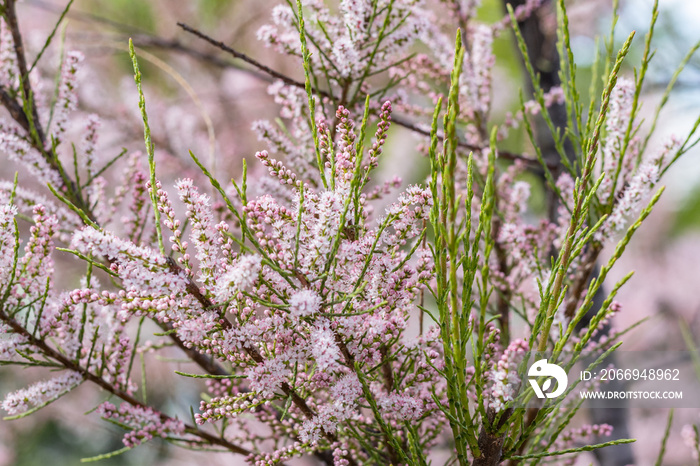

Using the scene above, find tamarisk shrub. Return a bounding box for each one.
[0,0,698,464]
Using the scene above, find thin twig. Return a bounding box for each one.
[5,0,46,145]
[177,22,314,94]
[0,85,30,130]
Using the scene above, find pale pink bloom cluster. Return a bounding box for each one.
[175,179,220,287]
[109,152,144,230]
[0,182,80,242]
[1,371,82,416]
[0,131,61,186]
[36,285,132,390]
[382,184,432,246]
[599,77,635,202]
[377,392,424,421]
[195,390,263,425]
[382,0,540,128]
[0,323,27,360]
[0,200,135,388]
[0,20,17,88]
[120,166,149,242]
[289,289,322,317]
[0,204,59,325]
[487,338,528,412]
[0,203,17,288]
[97,402,185,447]
[340,0,370,36]
[80,114,101,174]
[252,118,309,182]
[252,87,394,201]
[67,227,205,364]
[492,165,560,300]
[256,150,304,188]
[267,80,308,124]
[310,319,341,370]
[367,101,392,168]
[51,51,84,143]
[214,254,263,303]
[71,228,172,286]
[299,374,363,444]
[258,0,429,82]
[0,97,444,462]
[13,206,57,304]
[682,423,700,460]
[596,136,682,241]
[160,105,442,459]
[466,25,495,114]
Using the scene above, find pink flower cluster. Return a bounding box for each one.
[299,374,363,444]
[1,371,82,416]
[599,77,635,202]
[97,402,185,447]
[0,203,17,288]
[258,0,429,82]
[596,136,682,242]
[487,338,529,412]
[52,51,84,144]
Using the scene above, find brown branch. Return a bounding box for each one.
[0,85,30,130]
[130,33,270,80]
[472,408,512,466]
[0,307,253,457]
[378,345,395,393]
[5,0,46,145]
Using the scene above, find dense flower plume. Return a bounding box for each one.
[1,371,82,416]
[97,402,186,448]
[0,0,697,464]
